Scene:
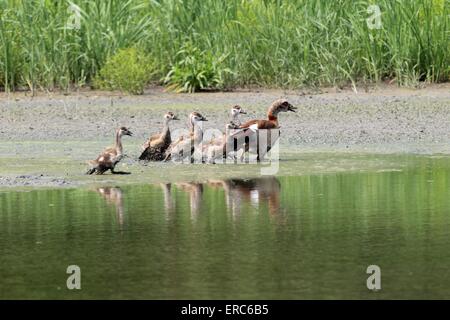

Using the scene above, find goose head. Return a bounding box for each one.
[189,112,208,126]
[118,127,133,136]
[165,112,179,121]
[270,99,297,115]
[231,105,246,118]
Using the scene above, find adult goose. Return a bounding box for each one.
[232,99,296,161]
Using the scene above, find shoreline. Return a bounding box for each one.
[0,85,449,189]
[0,146,448,191]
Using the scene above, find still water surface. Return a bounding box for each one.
[1,155,450,299]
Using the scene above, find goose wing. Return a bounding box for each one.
[142,133,161,150]
[230,120,278,139]
[164,135,185,160]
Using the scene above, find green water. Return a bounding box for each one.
[1,155,450,299]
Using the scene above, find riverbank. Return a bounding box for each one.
[0,84,449,188]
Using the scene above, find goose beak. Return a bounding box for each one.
[127,131,133,136]
[240,110,247,114]
[288,104,297,112]
[201,117,208,121]
[173,116,180,120]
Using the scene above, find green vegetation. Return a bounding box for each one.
[164,43,231,93]
[94,48,154,94]
[0,0,448,93]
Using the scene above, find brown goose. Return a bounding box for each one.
[164,112,207,162]
[236,99,296,133]
[139,112,179,161]
[232,99,296,161]
[203,123,238,163]
[208,105,246,147]
[86,127,133,175]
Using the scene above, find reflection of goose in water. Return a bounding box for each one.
[160,183,174,217]
[208,177,281,216]
[175,182,203,220]
[208,179,242,216]
[95,187,125,227]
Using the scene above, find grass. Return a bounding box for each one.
[0,0,448,93]
[94,47,155,94]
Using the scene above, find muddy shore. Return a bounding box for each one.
[0,84,449,188]
[1,84,449,149]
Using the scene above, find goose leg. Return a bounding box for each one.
[95,168,106,175]
[163,153,171,162]
[240,139,250,163]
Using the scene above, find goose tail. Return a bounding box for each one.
[138,148,148,161]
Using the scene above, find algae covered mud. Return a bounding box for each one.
[1,87,450,299]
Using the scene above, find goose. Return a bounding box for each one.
[229,104,246,127]
[164,112,197,155]
[232,99,296,161]
[208,105,246,147]
[86,127,133,175]
[203,123,239,163]
[203,105,246,162]
[164,112,208,162]
[139,112,179,161]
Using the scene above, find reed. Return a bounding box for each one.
[0,0,448,93]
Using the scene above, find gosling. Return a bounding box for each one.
[139,112,179,161]
[164,112,208,162]
[208,105,246,147]
[86,127,133,175]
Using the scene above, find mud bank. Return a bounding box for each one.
[1,85,449,149]
[0,85,449,188]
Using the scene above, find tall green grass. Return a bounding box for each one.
[0,0,448,92]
